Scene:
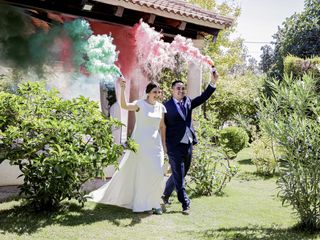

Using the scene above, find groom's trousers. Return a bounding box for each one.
[164,142,192,209]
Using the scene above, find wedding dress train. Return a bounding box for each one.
[88,99,166,212]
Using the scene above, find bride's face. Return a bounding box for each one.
[148,87,161,102]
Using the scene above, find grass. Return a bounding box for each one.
[0,148,319,240]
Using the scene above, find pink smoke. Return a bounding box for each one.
[133,19,214,80]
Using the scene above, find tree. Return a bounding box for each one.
[184,0,263,137]
[188,0,247,77]
[206,71,263,131]
[259,45,274,74]
[270,0,320,79]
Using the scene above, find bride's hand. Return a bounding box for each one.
[163,144,167,154]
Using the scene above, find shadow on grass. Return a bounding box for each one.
[237,159,253,165]
[0,201,149,235]
[236,171,278,181]
[163,210,183,214]
[0,195,21,204]
[188,190,227,199]
[187,226,320,240]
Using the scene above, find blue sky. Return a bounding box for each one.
[219,0,305,61]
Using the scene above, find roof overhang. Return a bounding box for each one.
[94,0,232,30]
[0,0,233,40]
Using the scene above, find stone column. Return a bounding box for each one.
[187,39,204,97]
[187,62,202,98]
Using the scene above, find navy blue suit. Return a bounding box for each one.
[163,84,216,209]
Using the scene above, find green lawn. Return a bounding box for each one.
[1,148,319,240]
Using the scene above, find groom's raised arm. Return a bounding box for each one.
[191,70,218,109]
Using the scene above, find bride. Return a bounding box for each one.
[88,77,166,214]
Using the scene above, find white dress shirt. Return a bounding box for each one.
[173,98,193,144]
[173,83,216,144]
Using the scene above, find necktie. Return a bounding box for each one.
[178,101,186,116]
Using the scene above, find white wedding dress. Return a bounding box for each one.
[88,99,166,212]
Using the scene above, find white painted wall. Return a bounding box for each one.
[0,160,23,186]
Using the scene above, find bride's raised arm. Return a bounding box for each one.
[119,77,139,112]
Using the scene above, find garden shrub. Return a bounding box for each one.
[0,82,132,210]
[189,142,238,196]
[259,74,320,230]
[188,113,238,196]
[284,55,320,91]
[0,69,23,93]
[251,135,279,176]
[193,111,220,143]
[234,113,259,143]
[206,72,263,128]
[219,126,249,159]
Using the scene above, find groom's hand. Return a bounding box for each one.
[210,68,219,85]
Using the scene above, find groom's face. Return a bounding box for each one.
[172,82,186,101]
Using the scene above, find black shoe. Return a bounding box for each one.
[161,195,172,205]
[182,206,190,215]
[152,208,163,215]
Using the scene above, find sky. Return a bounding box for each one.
[225,0,305,61]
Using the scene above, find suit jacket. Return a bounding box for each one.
[164,84,216,150]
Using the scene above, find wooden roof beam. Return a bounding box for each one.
[114,6,124,17]
[148,14,156,24]
[178,21,186,31]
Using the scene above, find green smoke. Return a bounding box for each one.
[86,34,121,76]
[0,4,121,92]
[0,5,92,74]
[0,5,35,69]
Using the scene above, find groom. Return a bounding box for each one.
[162,68,218,215]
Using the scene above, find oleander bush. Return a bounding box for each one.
[259,74,320,230]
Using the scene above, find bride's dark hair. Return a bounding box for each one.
[145,82,160,94]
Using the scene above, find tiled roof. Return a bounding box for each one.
[134,0,232,26]
[94,0,233,29]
